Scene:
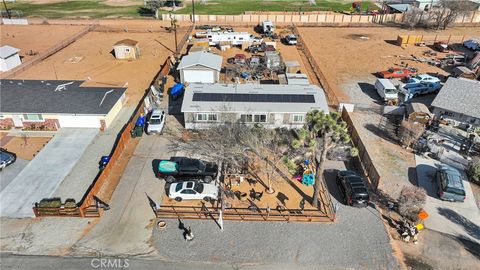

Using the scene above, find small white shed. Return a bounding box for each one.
[113,39,140,60]
[0,45,21,72]
[177,51,222,84]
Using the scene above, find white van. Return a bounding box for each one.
[375,79,398,101]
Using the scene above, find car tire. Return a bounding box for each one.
[204,197,212,202]
[203,176,213,183]
[175,197,182,202]
[166,175,175,183]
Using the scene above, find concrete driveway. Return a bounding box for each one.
[0,128,98,218]
[415,154,480,243]
[0,158,29,192]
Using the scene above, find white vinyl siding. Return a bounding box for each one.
[58,115,101,128]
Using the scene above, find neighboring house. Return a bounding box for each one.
[181,83,329,129]
[0,80,126,130]
[113,39,140,60]
[0,45,21,72]
[431,77,480,128]
[177,51,222,84]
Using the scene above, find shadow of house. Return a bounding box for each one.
[437,207,480,241]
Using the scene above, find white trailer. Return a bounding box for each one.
[206,32,260,46]
[262,20,275,34]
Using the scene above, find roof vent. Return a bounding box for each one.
[54,81,74,92]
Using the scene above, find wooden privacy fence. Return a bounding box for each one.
[292,25,339,106]
[155,205,334,222]
[2,25,95,79]
[33,57,172,218]
[341,109,381,190]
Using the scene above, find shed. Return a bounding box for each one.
[113,39,140,60]
[0,45,21,72]
[286,73,309,85]
[406,102,433,124]
[177,51,223,84]
[285,60,301,73]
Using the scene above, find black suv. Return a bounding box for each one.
[336,170,370,207]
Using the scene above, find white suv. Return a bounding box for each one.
[168,181,218,202]
[146,109,165,135]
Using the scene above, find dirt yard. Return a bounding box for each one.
[7,26,185,104]
[0,133,51,160]
[0,25,87,65]
[298,26,480,104]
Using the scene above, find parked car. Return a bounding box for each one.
[463,39,480,51]
[434,41,450,52]
[156,157,218,183]
[407,74,441,84]
[399,81,442,100]
[246,43,275,54]
[0,148,16,170]
[436,165,466,202]
[375,78,398,102]
[443,54,467,67]
[168,181,218,202]
[379,67,417,79]
[336,170,370,207]
[284,34,298,45]
[146,109,166,135]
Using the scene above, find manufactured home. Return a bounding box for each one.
[181,83,329,129]
[203,32,261,46]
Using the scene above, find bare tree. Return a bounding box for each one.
[403,7,424,29]
[399,120,425,149]
[397,186,427,222]
[430,0,473,29]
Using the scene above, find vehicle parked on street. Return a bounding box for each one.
[146,109,166,135]
[436,165,466,202]
[168,181,218,202]
[284,34,298,45]
[407,74,441,84]
[375,78,398,102]
[156,157,218,183]
[0,148,16,170]
[336,170,370,207]
[379,67,417,79]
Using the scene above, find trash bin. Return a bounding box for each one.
[131,125,143,138]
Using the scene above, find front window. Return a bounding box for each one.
[292,114,304,123]
[240,114,253,123]
[240,114,267,123]
[254,114,267,123]
[196,113,217,122]
[23,114,43,121]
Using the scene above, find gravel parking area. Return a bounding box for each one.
[154,161,400,270]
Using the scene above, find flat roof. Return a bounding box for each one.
[0,45,20,59]
[0,80,126,115]
[181,83,329,114]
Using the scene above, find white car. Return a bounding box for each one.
[168,181,218,202]
[146,109,165,135]
[407,74,441,84]
[285,34,298,45]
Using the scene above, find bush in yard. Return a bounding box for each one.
[468,157,480,184]
[397,186,427,222]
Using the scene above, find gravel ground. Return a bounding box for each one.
[154,161,400,270]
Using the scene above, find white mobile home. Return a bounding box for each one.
[181,83,329,129]
[205,32,259,46]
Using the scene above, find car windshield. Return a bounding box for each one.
[194,182,204,193]
[150,117,161,125]
[0,151,12,161]
[385,88,397,94]
[175,184,182,192]
[445,186,465,196]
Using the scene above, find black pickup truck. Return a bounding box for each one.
[155,157,218,183]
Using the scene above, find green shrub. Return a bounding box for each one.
[38,198,62,208]
[468,157,480,184]
[64,198,77,208]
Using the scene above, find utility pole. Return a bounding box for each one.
[170,12,178,60]
[192,0,195,23]
[2,0,12,19]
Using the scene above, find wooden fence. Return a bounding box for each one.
[292,25,339,106]
[33,57,172,218]
[341,109,381,190]
[2,25,95,79]
[155,205,334,222]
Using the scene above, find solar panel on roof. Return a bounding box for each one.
[192,93,316,103]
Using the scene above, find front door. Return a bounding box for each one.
[12,115,23,127]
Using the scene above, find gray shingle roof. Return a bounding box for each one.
[177,52,222,71]
[0,45,20,59]
[431,77,480,119]
[0,80,126,115]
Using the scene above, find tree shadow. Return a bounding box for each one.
[437,207,480,241]
[455,235,480,260]
[137,7,154,17]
